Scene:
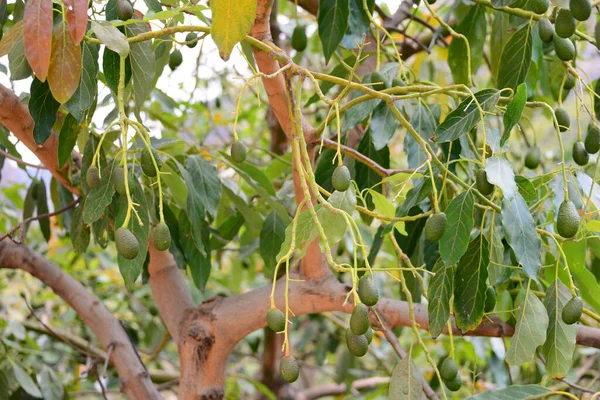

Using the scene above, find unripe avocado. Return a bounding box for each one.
[392,78,406,87]
[185,32,198,48]
[561,296,583,324]
[365,326,373,344]
[350,303,370,336]
[332,165,351,192]
[553,36,576,61]
[115,228,139,260]
[476,169,494,195]
[570,0,591,21]
[563,74,575,91]
[573,141,589,166]
[86,166,101,189]
[169,50,183,70]
[291,25,308,52]
[266,309,286,332]
[358,275,379,306]
[555,9,576,38]
[440,358,458,381]
[345,328,369,357]
[529,0,549,14]
[116,0,134,20]
[538,18,554,43]
[484,286,496,313]
[524,146,542,169]
[112,167,127,195]
[279,356,300,382]
[231,140,247,163]
[152,222,171,251]
[141,147,162,177]
[585,125,600,154]
[554,107,571,132]
[370,72,387,91]
[424,212,447,242]
[444,374,462,392]
[557,200,580,238]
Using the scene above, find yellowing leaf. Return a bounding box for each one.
[0,20,24,58]
[48,22,82,103]
[210,0,256,61]
[23,0,53,81]
[64,0,88,45]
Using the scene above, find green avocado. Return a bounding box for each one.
[476,168,494,195]
[280,356,300,382]
[332,165,351,192]
[555,9,576,38]
[141,147,162,177]
[570,0,592,21]
[231,140,247,163]
[266,309,286,332]
[185,32,198,48]
[484,286,497,313]
[440,358,458,381]
[444,374,462,392]
[152,222,171,251]
[370,72,387,91]
[563,74,576,91]
[554,107,571,132]
[553,36,576,61]
[346,328,369,357]
[350,303,370,336]
[86,166,101,189]
[115,228,139,260]
[392,78,406,87]
[291,25,308,52]
[424,212,447,242]
[365,325,373,344]
[585,125,600,154]
[112,167,127,196]
[573,141,589,166]
[556,200,580,239]
[529,0,549,14]
[538,18,554,43]
[524,146,542,169]
[169,50,183,70]
[561,296,583,324]
[358,275,379,306]
[116,0,134,20]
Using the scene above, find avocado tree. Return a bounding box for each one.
[1,0,600,397]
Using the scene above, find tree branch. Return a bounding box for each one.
[296,376,390,400]
[0,241,162,399]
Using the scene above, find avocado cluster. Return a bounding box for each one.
[440,357,461,391]
[342,275,379,357]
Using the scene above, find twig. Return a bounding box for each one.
[0,149,47,169]
[296,376,391,400]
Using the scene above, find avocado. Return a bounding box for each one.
[346,328,369,357]
[392,78,406,87]
[169,50,183,70]
[332,165,351,192]
[524,146,542,169]
[291,25,308,52]
[185,32,198,48]
[86,166,101,189]
[266,308,286,332]
[350,303,370,336]
[116,0,133,20]
[444,373,462,392]
[570,0,591,21]
[554,107,571,132]
[231,140,247,163]
[556,200,580,238]
[561,296,583,324]
[585,124,600,154]
[484,286,497,313]
[358,275,379,306]
[553,36,576,61]
[141,147,162,177]
[555,9,576,38]
[440,358,458,381]
[529,0,549,14]
[370,72,387,91]
[365,325,373,344]
[115,228,139,260]
[538,18,554,43]
[152,222,171,251]
[573,141,589,166]
[424,212,447,242]
[280,356,300,382]
[563,74,576,91]
[476,168,494,195]
[112,167,126,195]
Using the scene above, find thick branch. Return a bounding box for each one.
[0,241,162,399]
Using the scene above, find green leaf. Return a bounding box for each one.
[29,78,60,145]
[260,211,286,276]
[65,42,99,122]
[371,101,399,150]
[179,210,211,292]
[515,175,537,204]
[83,162,117,224]
[406,102,436,169]
[116,178,149,289]
[103,47,132,94]
[447,5,487,85]
[485,156,517,199]
[0,369,8,400]
[502,194,542,279]
[91,21,129,56]
[490,12,510,80]
[342,94,379,131]
[36,179,51,242]
[564,240,600,314]
[70,203,90,253]
[277,208,317,260]
[210,0,256,60]
[319,186,357,247]
[453,234,489,331]
[315,148,337,193]
[388,357,423,400]
[8,36,32,80]
[506,288,548,366]
[355,130,389,206]
[397,179,432,217]
[22,181,37,236]
[10,361,41,398]
[222,184,263,236]
[38,365,64,400]
[440,191,475,266]
[318,0,349,62]
[435,89,500,143]
[542,279,576,378]
[497,23,533,91]
[185,155,222,218]
[469,384,551,399]
[502,83,527,146]
[428,259,454,338]
[126,22,156,112]
[58,114,79,168]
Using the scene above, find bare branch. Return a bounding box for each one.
[296,376,390,400]
[0,149,47,169]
